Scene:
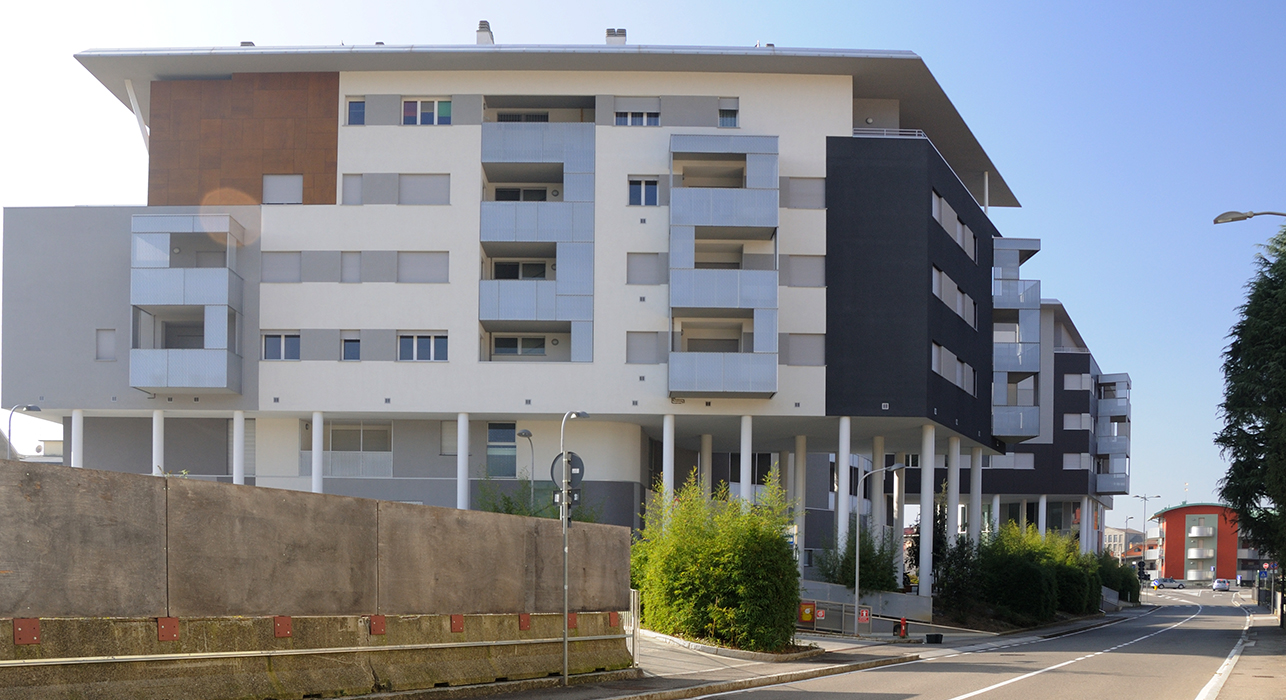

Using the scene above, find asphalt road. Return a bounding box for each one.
[716,589,1251,700]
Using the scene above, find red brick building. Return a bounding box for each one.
[1153,503,1263,584]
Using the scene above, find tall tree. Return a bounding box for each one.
[1217,226,1286,561]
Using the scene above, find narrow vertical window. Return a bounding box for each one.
[437,100,451,125]
[348,100,365,125]
[403,100,418,125]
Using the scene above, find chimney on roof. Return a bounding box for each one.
[240,41,255,47]
[606,28,626,45]
[477,21,494,45]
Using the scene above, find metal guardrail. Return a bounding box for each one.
[851,128,928,139]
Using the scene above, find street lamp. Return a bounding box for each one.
[559,410,588,687]
[6,405,41,461]
[517,429,535,511]
[854,462,902,627]
[1134,494,1159,594]
[1213,210,1286,225]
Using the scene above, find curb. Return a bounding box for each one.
[600,654,920,700]
[354,668,644,700]
[640,629,828,662]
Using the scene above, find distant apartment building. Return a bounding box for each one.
[1105,526,1145,558]
[2,24,1130,594]
[1152,503,1271,584]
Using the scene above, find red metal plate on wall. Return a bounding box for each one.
[519,613,531,631]
[157,617,180,641]
[609,611,619,627]
[567,612,577,630]
[450,614,464,633]
[13,618,39,645]
[369,615,386,635]
[274,616,292,638]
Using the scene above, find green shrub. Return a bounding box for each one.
[814,514,899,593]
[632,475,799,652]
[1053,562,1091,614]
[935,536,982,621]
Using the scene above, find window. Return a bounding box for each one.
[494,188,546,202]
[494,261,547,280]
[494,337,545,356]
[342,332,360,361]
[398,334,448,361]
[262,175,304,205]
[931,342,976,395]
[629,179,659,206]
[487,422,517,477]
[931,190,977,262]
[95,329,116,361]
[497,112,548,122]
[348,100,365,125]
[326,421,391,453]
[403,99,451,125]
[719,109,739,128]
[263,334,300,360]
[615,111,659,126]
[932,267,977,328]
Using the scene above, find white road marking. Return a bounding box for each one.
[940,606,1204,700]
[1193,602,1252,700]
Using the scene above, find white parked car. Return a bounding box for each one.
[1212,579,1230,591]
[1151,577,1185,589]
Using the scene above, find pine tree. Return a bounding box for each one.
[1216,226,1286,561]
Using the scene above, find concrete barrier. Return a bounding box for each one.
[0,460,629,618]
[799,580,932,623]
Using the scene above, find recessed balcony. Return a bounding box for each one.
[993,279,1040,309]
[1097,435,1130,455]
[994,342,1041,373]
[480,201,594,243]
[668,352,777,398]
[670,269,777,311]
[1099,397,1130,419]
[670,187,778,236]
[130,267,244,310]
[1096,473,1130,495]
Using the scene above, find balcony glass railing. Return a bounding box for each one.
[1096,435,1130,455]
[993,342,1041,373]
[993,406,1040,439]
[1188,526,1214,538]
[669,269,777,310]
[1187,548,1215,559]
[129,349,241,394]
[669,352,777,397]
[299,451,394,478]
[992,279,1041,309]
[670,188,779,229]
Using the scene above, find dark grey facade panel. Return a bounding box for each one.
[397,252,449,283]
[659,95,718,127]
[390,420,457,478]
[626,253,665,285]
[60,416,226,476]
[261,252,301,283]
[742,253,776,271]
[364,95,401,126]
[450,94,484,126]
[824,136,995,446]
[360,329,397,361]
[361,173,399,205]
[300,329,340,361]
[324,477,456,508]
[301,251,340,282]
[361,250,398,283]
[594,95,615,126]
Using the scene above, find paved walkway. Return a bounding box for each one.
[1216,606,1285,699]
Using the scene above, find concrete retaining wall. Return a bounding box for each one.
[0,460,630,618]
[799,580,933,622]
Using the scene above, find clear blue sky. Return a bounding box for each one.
[4,0,1284,527]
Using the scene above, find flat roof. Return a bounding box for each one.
[75,43,1018,207]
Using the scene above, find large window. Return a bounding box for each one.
[487,422,517,477]
[403,99,451,125]
[398,334,448,361]
[628,179,659,206]
[493,261,547,280]
[263,334,301,360]
[494,337,545,356]
[495,188,547,202]
[615,111,659,126]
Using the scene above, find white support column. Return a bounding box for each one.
[151,410,164,476]
[456,414,469,509]
[946,436,961,542]
[70,409,84,468]
[1038,494,1048,538]
[311,411,324,494]
[232,411,245,485]
[991,494,1001,532]
[870,436,886,547]
[1020,498,1028,528]
[1080,495,1091,553]
[968,447,983,543]
[894,452,906,583]
[836,416,852,550]
[739,416,753,502]
[781,449,793,501]
[918,424,935,598]
[794,434,807,577]
[662,414,676,494]
[700,434,713,498]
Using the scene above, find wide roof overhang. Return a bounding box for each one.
[76,43,1018,207]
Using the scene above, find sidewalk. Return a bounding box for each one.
[1216,607,1285,699]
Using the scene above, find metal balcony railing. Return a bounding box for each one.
[669,352,777,397]
[1189,526,1214,538]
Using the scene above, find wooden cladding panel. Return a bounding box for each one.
[148,72,338,206]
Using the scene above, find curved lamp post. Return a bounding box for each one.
[854,462,903,623]
[559,410,588,687]
[1134,494,1160,595]
[1213,211,1286,224]
[6,405,41,460]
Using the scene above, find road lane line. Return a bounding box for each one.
[1192,602,1252,700]
[941,606,1204,700]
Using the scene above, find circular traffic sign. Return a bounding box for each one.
[550,452,585,487]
